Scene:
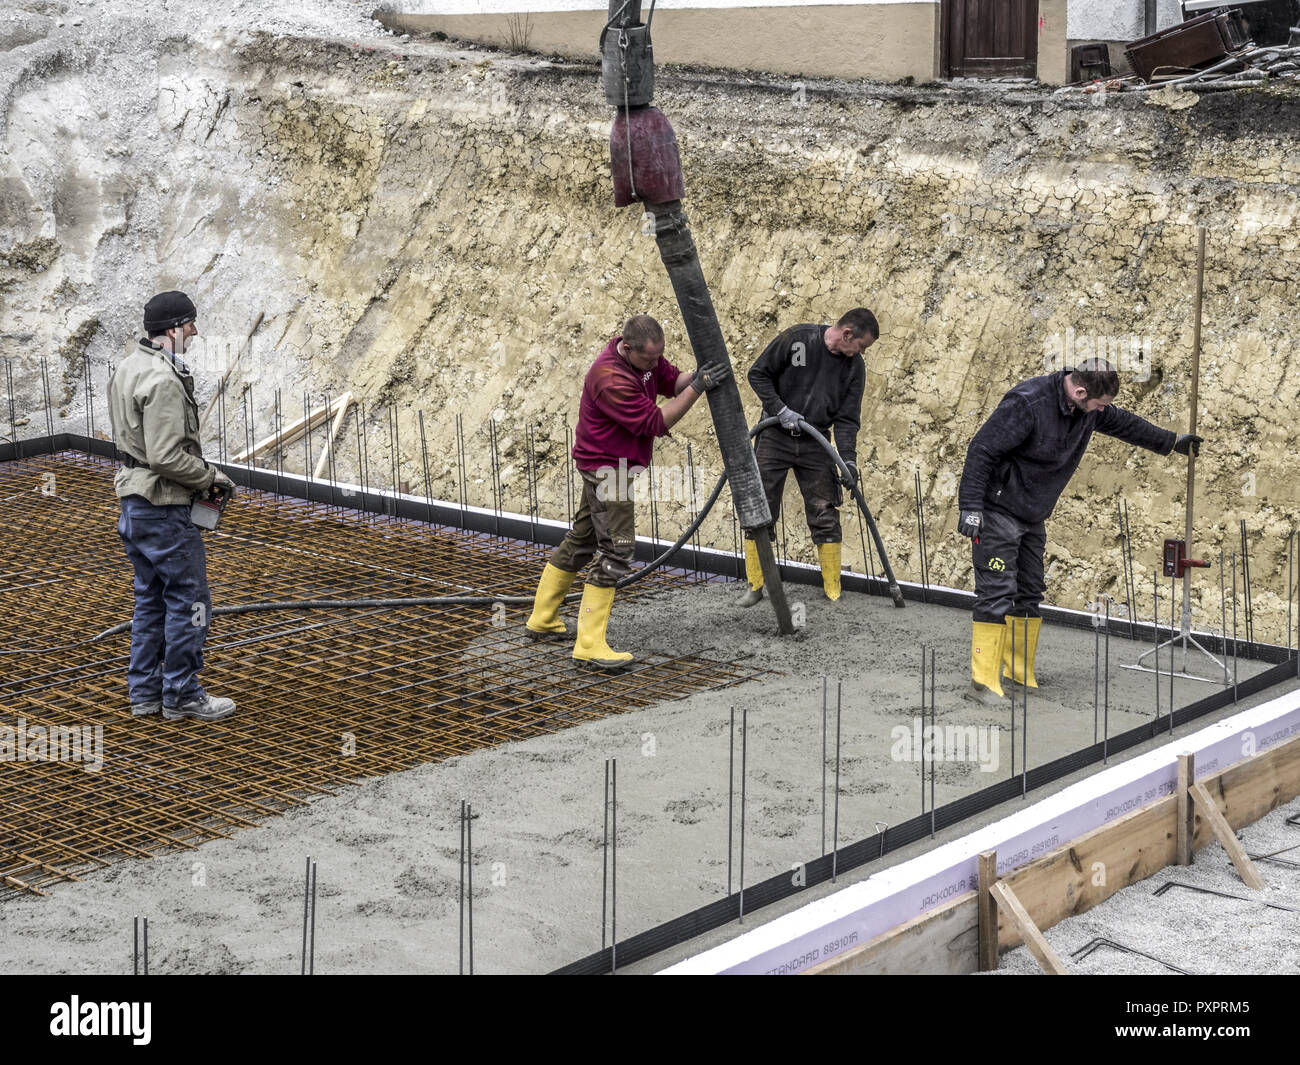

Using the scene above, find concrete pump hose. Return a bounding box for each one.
[86,594,563,642]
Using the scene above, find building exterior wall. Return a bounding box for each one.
[385,0,941,83]
[385,0,1078,85]
[1067,0,1182,41]
[1038,0,1069,84]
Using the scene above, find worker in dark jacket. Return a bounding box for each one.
[741,307,878,604]
[108,291,237,722]
[957,360,1202,704]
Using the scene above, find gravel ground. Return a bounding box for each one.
[991,793,1300,975]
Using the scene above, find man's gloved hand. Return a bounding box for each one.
[777,406,803,434]
[839,460,859,489]
[690,362,732,394]
[211,469,237,494]
[958,509,983,540]
[1173,433,1203,457]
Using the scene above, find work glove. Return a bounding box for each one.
[211,468,237,494]
[958,509,983,540]
[839,460,859,489]
[1173,433,1203,457]
[777,406,803,434]
[690,362,732,394]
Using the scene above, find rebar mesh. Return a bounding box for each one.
[0,452,762,897]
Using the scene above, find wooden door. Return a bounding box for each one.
[942,0,1039,78]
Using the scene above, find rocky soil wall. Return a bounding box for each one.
[3,4,1298,643]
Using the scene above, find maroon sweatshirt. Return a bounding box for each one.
[571,336,683,471]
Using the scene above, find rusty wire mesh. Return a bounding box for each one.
[0,451,762,897]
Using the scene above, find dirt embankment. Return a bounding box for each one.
[3,9,1299,641]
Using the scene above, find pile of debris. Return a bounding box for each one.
[1063,9,1300,96]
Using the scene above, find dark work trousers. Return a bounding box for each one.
[117,494,213,708]
[971,507,1047,623]
[549,466,638,588]
[746,427,842,545]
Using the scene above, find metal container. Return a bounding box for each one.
[1126,11,1251,82]
[602,23,654,108]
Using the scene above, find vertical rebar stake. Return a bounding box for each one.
[1093,612,1100,745]
[467,802,475,975]
[489,419,502,538]
[218,377,227,464]
[686,441,701,579]
[648,464,660,546]
[1010,620,1016,777]
[418,411,433,526]
[564,414,575,519]
[739,708,748,921]
[301,855,311,976]
[1103,600,1110,761]
[1153,570,1161,724]
[920,646,926,814]
[914,469,929,602]
[821,677,827,856]
[1284,533,1294,657]
[41,358,54,436]
[1020,633,1027,799]
[275,389,285,501]
[309,860,317,975]
[1169,574,1176,725]
[5,359,15,444]
[833,682,843,879]
[727,709,734,896]
[602,759,610,947]
[1231,554,1238,700]
[133,915,139,976]
[610,763,616,973]
[1219,550,1229,684]
[931,650,939,831]
[458,803,465,975]
[304,393,314,491]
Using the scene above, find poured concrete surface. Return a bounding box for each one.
[1,578,1293,974]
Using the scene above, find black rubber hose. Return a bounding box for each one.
[617,416,905,607]
[0,594,578,653]
[8,421,901,654]
[89,594,568,642]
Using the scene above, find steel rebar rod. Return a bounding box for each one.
[833,682,842,879]
[739,707,748,919]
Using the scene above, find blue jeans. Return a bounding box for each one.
[117,495,212,708]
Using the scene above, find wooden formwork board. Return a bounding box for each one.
[811,732,1300,973]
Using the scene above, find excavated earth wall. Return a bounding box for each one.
[3,8,1299,642]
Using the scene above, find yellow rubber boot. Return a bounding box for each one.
[572,584,634,670]
[739,539,764,607]
[966,620,1007,704]
[1002,615,1041,688]
[818,542,842,601]
[525,563,577,639]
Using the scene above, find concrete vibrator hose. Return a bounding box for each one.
[6,425,902,654]
[615,416,905,607]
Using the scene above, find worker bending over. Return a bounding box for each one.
[525,314,727,668]
[740,307,879,604]
[958,359,1202,704]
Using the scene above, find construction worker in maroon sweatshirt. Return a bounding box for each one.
[525,314,728,668]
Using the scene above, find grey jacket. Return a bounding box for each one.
[108,338,217,506]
